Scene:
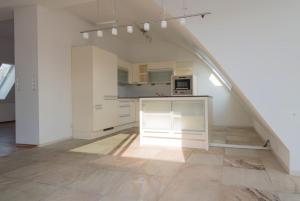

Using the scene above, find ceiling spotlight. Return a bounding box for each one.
[143,22,150,31]
[179,17,186,25]
[97,30,103,37]
[82,32,89,39]
[112,27,118,36]
[127,25,133,33]
[161,20,167,28]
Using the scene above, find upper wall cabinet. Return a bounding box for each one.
[174,61,194,76]
[132,61,175,84]
[118,58,133,84]
[72,46,118,139]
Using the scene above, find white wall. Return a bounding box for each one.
[14,5,92,145]
[36,6,92,144]
[194,60,252,127]
[163,0,300,174]
[14,5,39,144]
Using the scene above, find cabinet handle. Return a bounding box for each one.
[104,95,118,100]
[95,104,103,110]
[120,104,130,108]
[120,114,130,117]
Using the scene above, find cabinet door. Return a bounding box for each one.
[141,100,172,131]
[93,47,117,97]
[135,100,140,122]
[118,100,131,125]
[92,47,118,130]
[102,99,118,129]
[172,100,206,133]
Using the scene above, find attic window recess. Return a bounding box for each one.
[81,0,211,39]
[0,63,15,100]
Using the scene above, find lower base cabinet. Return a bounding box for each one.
[140,97,212,150]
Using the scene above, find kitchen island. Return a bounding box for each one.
[140,96,212,150]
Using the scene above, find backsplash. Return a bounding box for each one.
[118,84,171,97]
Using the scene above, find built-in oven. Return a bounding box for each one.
[172,75,193,96]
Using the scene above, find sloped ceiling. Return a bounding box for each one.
[161,0,300,173]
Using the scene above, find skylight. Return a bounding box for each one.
[0,63,15,100]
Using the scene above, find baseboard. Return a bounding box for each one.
[38,136,73,147]
[73,122,139,140]
[0,120,15,124]
[290,170,300,177]
[16,144,37,148]
[209,143,270,150]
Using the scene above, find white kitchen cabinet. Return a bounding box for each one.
[72,46,118,139]
[118,58,133,84]
[132,61,175,84]
[140,97,212,150]
[132,64,148,84]
[118,99,136,125]
[174,61,194,76]
[141,100,172,132]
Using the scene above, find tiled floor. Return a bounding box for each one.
[0,127,299,201]
[210,126,265,146]
[0,122,33,157]
[0,122,19,156]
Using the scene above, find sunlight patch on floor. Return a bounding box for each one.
[70,133,131,155]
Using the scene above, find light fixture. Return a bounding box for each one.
[97,30,103,37]
[112,27,118,36]
[179,17,186,25]
[82,32,89,39]
[127,25,133,33]
[144,22,150,31]
[161,20,167,28]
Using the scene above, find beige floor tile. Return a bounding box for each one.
[0,126,294,200]
[159,180,221,201]
[224,155,265,170]
[222,166,274,191]
[187,152,223,166]
[279,193,300,201]
[178,164,222,182]
[0,157,37,174]
[44,188,101,201]
[197,146,225,155]
[90,155,146,172]
[225,148,260,158]
[263,158,296,193]
[0,180,57,201]
[100,173,169,201]
[139,160,183,177]
[222,185,280,201]
[120,146,162,160]
[154,148,192,163]
[291,176,300,193]
[30,163,98,186]
[67,168,125,196]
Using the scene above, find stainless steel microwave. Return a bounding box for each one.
[172,75,193,96]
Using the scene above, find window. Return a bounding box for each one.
[0,63,15,100]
